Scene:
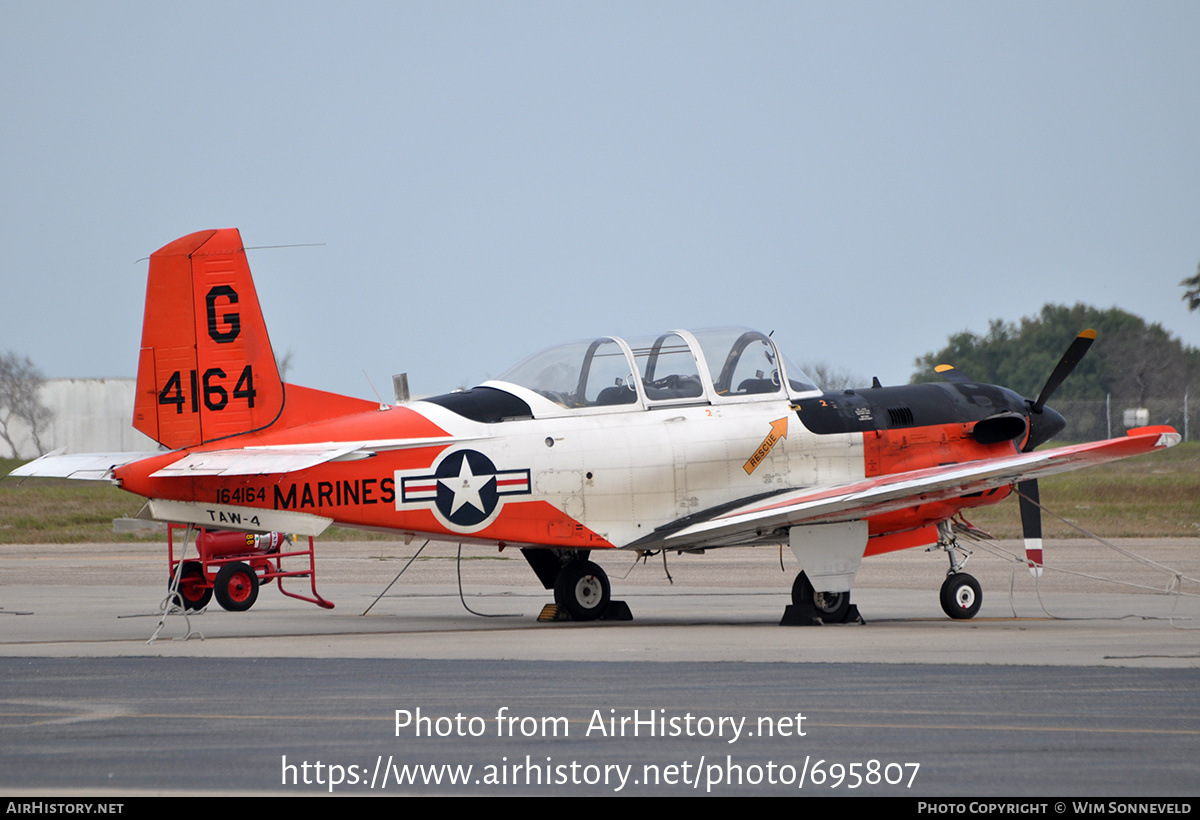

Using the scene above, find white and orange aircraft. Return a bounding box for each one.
[11,229,1181,624]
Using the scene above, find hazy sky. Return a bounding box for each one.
[3,2,1198,399]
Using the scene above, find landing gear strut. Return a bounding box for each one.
[937,521,982,620]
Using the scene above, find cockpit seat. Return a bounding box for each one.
[736,378,778,395]
[644,375,703,401]
[595,385,638,406]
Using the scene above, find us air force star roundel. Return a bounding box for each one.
[397,450,532,530]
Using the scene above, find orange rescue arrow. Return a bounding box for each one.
[743,417,788,475]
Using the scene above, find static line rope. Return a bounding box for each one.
[1012,485,1200,590]
[615,553,638,580]
[456,543,519,617]
[630,548,673,583]
[972,534,1197,628]
[148,523,204,643]
[361,539,429,616]
[134,243,325,264]
[242,243,326,251]
[959,490,1199,628]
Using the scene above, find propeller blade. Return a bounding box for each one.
[1015,333,1094,576]
[1018,479,1043,577]
[1031,329,1096,413]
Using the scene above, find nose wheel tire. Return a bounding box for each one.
[553,560,611,621]
[791,571,850,623]
[940,573,982,619]
[214,561,260,612]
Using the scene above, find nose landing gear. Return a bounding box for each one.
[937,521,982,620]
[940,572,982,619]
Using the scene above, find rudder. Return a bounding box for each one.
[133,229,285,448]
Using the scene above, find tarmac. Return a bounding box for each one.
[2,536,1198,796]
[2,537,1197,665]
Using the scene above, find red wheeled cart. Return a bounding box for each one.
[167,525,334,612]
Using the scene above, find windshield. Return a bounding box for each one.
[690,327,818,395]
[495,337,637,408]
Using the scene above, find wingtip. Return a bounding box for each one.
[1126,425,1181,448]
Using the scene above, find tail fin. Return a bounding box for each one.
[133,229,285,449]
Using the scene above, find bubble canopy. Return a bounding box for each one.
[486,327,819,414]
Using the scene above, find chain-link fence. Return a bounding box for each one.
[1052,395,1192,443]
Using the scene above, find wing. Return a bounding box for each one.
[633,426,1180,551]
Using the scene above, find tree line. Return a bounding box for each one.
[910,303,1200,405]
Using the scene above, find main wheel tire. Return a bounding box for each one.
[553,561,611,621]
[170,561,212,610]
[214,561,259,612]
[791,571,850,622]
[940,573,982,620]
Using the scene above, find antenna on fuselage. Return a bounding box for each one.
[393,373,410,404]
[362,370,390,411]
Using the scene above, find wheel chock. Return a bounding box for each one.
[602,601,633,621]
[537,601,634,622]
[780,603,864,626]
[537,604,566,622]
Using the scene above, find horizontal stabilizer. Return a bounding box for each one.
[150,445,365,477]
[6,450,163,482]
[149,435,484,477]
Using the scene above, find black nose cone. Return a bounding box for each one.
[1026,405,1066,450]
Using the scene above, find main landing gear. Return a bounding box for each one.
[522,549,632,622]
[781,571,863,626]
[554,560,611,620]
[936,522,982,620]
